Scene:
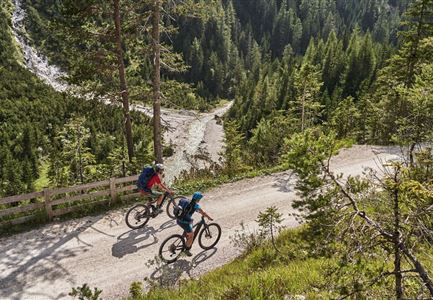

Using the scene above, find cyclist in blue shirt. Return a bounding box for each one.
[177,192,213,256]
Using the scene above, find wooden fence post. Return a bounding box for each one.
[44,189,53,221]
[109,178,117,205]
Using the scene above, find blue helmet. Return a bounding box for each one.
[192,192,203,201]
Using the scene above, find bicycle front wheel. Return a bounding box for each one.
[198,223,222,250]
[125,204,150,229]
[159,234,185,263]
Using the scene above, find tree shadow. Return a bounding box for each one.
[0,217,99,300]
[272,172,295,193]
[148,248,218,287]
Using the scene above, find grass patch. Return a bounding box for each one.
[127,227,334,300]
[127,225,433,300]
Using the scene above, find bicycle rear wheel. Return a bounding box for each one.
[125,204,150,229]
[159,234,185,263]
[166,196,187,219]
[198,223,222,250]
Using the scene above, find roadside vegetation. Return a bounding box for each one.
[126,134,433,298]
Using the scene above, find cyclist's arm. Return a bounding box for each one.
[198,208,213,221]
[155,182,173,194]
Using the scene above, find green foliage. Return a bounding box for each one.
[0,0,157,196]
[127,226,433,299]
[69,284,102,300]
[368,0,433,144]
[256,206,283,236]
[329,96,361,139]
[283,129,341,237]
[293,62,323,132]
[160,80,210,111]
[392,63,433,148]
[248,112,294,165]
[283,124,433,297]
[223,120,247,174]
[3,0,416,188]
[256,206,284,253]
[49,116,95,186]
[129,282,144,299]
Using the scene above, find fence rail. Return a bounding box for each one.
[0,175,139,227]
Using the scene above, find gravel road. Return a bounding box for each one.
[0,145,401,300]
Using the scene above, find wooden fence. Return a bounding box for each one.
[0,175,140,227]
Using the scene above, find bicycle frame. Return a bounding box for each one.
[144,191,170,207]
[183,217,207,246]
[157,192,170,208]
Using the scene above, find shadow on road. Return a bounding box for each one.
[272,172,295,193]
[148,248,218,287]
[111,219,177,258]
[0,218,99,300]
[111,226,158,258]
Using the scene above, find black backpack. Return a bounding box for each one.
[173,199,194,220]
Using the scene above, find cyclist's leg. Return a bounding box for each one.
[185,232,194,249]
[177,221,194,249]
[140,188,160,202]
[150,189,164,207]
[139,190,153,206]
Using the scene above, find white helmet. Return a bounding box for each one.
[155,163,165,172]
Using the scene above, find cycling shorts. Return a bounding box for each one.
[177,220,193,233]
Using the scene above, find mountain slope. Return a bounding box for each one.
[0,1,154,197]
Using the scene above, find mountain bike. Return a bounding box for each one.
[159,216,222,263]
[125,192,184,229]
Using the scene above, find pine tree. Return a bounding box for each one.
[329,96,361,139]
[50,116,95,186]
[322,30,345,101]
[58,0,136,161]
[369,0,433,145]
[223,120,245,174]
[399,0,433,87]
[293,62,323,132]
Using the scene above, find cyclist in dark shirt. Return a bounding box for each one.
[177,192,213,256]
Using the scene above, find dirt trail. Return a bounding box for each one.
[0,145,401,300]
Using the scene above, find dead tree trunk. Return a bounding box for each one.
[392,172,403,299]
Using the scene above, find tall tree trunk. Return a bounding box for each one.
[77,125,84,184]
[301,92,305,132]
[409,142,417,167]
[393,173,403,299]
[113,0,134,162]
[152,0,163,163]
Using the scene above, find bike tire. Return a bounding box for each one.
[159,234,186,264]
[198,223,222,250]
[125,204,150,229]
[166,196,187,219]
